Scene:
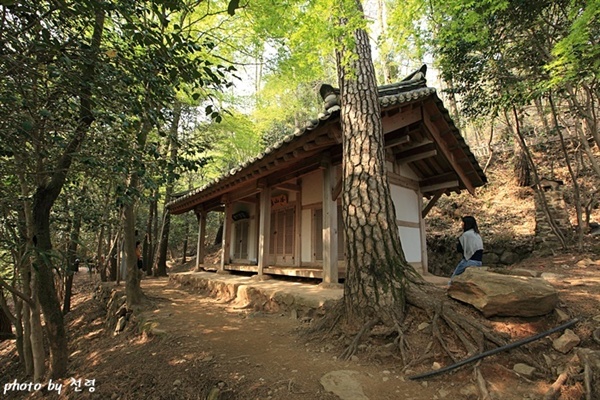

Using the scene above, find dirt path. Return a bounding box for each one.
[129,278,441,400]
[1,259,599,399]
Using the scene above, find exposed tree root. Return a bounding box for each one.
[339,318,379,361]
[474,363,491,400]
[544,355,579,400]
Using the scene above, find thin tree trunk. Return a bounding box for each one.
[143,191,156,276]
[549,94,583,249]
[28,283,46,382]
[511,105,567,248]
[156,102,181,276]
[0,292,14,341]
[63,208,82,315]
[151,193,160,272]
[29,7,105,378]
[125,117,153,306]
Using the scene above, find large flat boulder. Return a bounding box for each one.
[448,268,559,317]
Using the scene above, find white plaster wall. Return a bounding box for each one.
[390,185,420,223]
[302,171,322,205]
[390,184,421,263]
[398,227,421,262]
[301,209,313,263]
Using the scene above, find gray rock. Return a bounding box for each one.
[206,388,220,400]
[320,370,369,400]
[459,384,478,398]
[448,269,559,317]
[513,363,536,378]
[554,308,570,322]
[500,250,520,265]
[417,322,430,331]
[552,329,580,353]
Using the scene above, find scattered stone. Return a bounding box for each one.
[575,258,592,268]
[290,309,298,320]
[110,394,119,400]
[459,384,479,397]
[513,363,536,378]
[351,355,359,362]
[382,376,389,382]
[438,388,450,398]
[448,269,559,317]
[320,370,368,400]
[417,322,430,331]
[172,379,181,386]
[421,381,428,388]
[432,362,442,370]
[552,329,580,353]
[555,308,570,322]
[543,354,554,368]
[206,387,220,400]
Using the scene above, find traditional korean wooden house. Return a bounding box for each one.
[166,67,487,284]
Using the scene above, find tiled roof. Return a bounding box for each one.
[167,80,438,212]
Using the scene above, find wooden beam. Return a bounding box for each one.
[384,135,411,149]
[423,105,476,195]
[421,190,444,218]
[274,182,301,192]
[257,187,271,275]
[398,149,437,164]
[332,175,343,201]
[196,209,207,268]
[382,107,422,135]
[420,180,459,193]
[396,220,420,229]
[387,171,419,191]
[322,161,339,284]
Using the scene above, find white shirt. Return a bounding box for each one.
[459,229,483,260]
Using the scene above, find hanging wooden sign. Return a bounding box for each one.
[271,194,288,208]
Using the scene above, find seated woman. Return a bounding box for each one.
[450,216,484,282]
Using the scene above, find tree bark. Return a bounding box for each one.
[335,0,416,328]
[30,7,105,378]
[156,102,181,276]
[63,208,82,315]
[125,117,153,306]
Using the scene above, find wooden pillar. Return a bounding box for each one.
[220,200,232,272]
[257,186,271,276]
[418,192,428,275]
[195,208,207,270]
[322,161,338,284]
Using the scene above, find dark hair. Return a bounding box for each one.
[135,241,141,246]
[462,216,479,233]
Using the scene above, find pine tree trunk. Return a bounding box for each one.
[336,0,415,328]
